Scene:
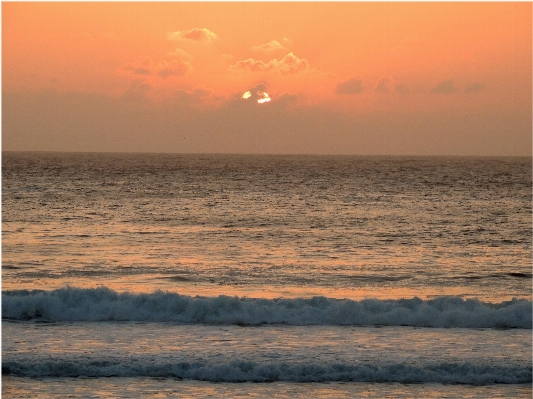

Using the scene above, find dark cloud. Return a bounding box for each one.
[171,87,213,105]
[123,51,192,80]
[276,93,298,106]
[130,68,151,76]
[249,83,268,93]
[395,84,409,95]
[431,80,458,95]
[335,77,365,95]
[122,79,152,102]
[3,90,532,155]
[157,60,192,78]
[465,82,485,93]
[375,77,391,94]
[123,59,154,76]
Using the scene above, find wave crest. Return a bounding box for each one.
[2,287,531,328]
[3,359,531,384]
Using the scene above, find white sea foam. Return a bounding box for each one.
[2,358,531,384]
[2,287,531,328]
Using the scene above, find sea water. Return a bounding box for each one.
[2,153,531,398]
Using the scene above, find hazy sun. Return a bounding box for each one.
[257,91,271,103]
[242,90,270,104]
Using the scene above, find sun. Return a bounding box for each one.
[257,91,271,103]
[241,90,270,104]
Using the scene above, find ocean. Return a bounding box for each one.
[2,152,532,398]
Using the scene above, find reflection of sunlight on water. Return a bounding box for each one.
[2,274,519,302]
[3,378,532,399]
[3,154,531,304]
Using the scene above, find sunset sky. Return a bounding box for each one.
[2,2,531,155]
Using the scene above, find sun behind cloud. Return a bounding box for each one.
[242,83,271,104]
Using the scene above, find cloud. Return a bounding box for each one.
[167,48,193,61]
[4,89,531,156]
[375,77,391,94]
[233,83,300,110]
[172,86,214,105]
[123,58,154,76]
[282,38,293,45]
[123,51,192,80]
[229,58,272,73]
[252,40,285,52]
[335,76,365,95]
[122,79,152,102]
[241,83,271,104]
[167,28,218,42]
[395,84,410,95]
[273,93,299,109]
[157,60,192,78]
[277,53,309,75]
[465,82,485,93]
[229,52,309,75]
[248,82,268,93]
[431,79,458,95]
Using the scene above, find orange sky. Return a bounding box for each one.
[2,2,532,155]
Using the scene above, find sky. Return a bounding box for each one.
[2,2,532,155]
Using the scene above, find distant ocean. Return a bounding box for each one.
[2,152,532,398]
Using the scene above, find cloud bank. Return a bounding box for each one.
[3,90,531,156]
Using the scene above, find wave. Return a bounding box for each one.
[3,358,531,384]
[2,287,531,328]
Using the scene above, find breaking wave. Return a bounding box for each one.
[3,358,531,384]
[2,287,531,328]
